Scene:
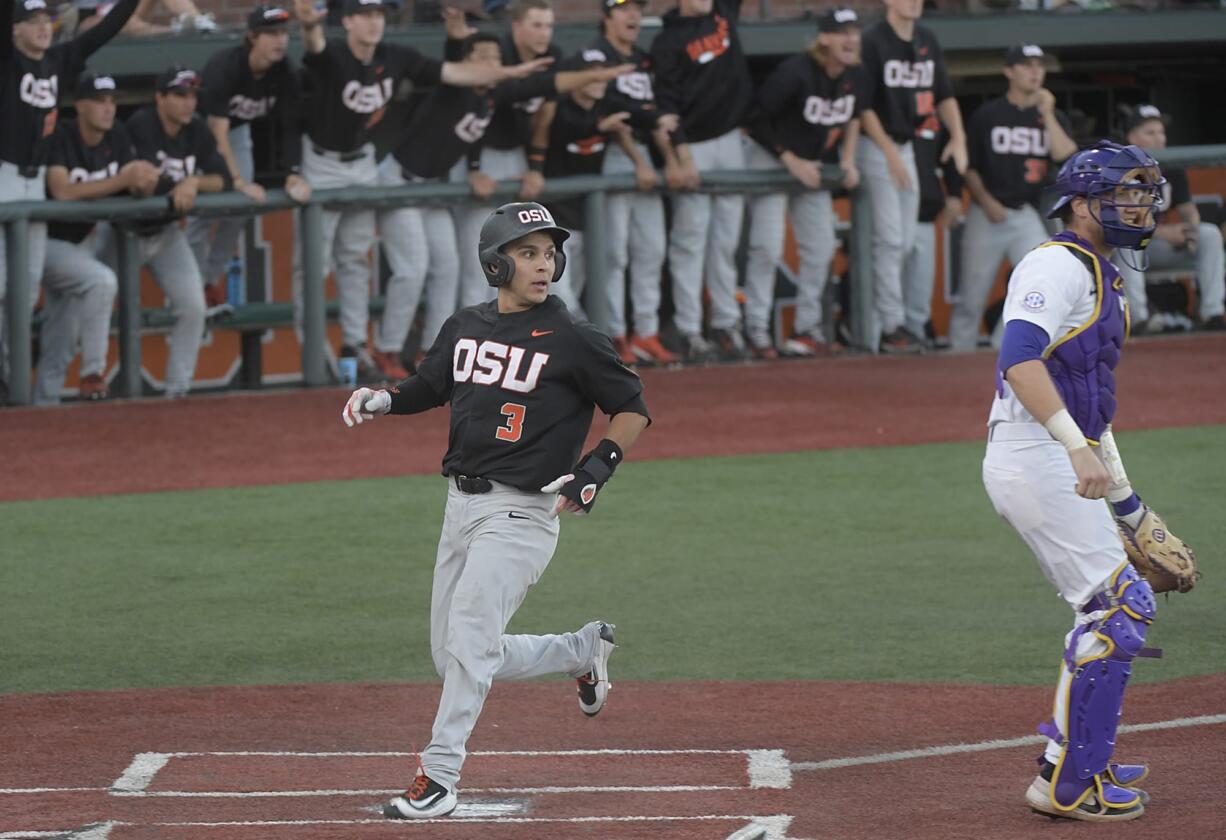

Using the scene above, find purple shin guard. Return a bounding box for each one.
[1051,565,1156,810]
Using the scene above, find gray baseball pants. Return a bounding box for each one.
[552,229,586,319]
[293,140,378,349]
[32,234,116,405]
[603,142,666,338]
[1,162,48,386]
[948,202,1048,351]
[421,478,607,792]
[1117,223,1226,322]
[187,123,253,287]
[454,147,526,309]
[855,137,919,335]
[902,220,935,340]
[98,223,205,397]
[743,139,837,339]
[668,129,745,335]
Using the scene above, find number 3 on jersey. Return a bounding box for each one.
[496,402,525,442]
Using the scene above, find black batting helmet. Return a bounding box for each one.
[478,202,570,287]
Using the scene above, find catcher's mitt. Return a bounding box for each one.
[1117,507,1199,594]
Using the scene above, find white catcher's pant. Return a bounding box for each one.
[1117,223,1226,322]
[293,139,378,349]
[603,143,666,337]
[453,147,527,309]
[421,479,608,792]
[668,129,746,334]
[187,123,254,287]
[743,139,837,339]
[948,202,1048,351]
[856,137,919,335]
[376,157,461,354]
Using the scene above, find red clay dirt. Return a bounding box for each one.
[3,334,1225,839]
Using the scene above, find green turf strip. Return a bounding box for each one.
[2,426,1222,694]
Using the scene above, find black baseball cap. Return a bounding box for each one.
[558,48,618,72]
[156,65,202,93]
[13,0,51,22]
[602,0,647,13]
[340,0,398,15]
[75,73,118,100]
[247,4,291,30]
[1123,103,1167,134]
[1004,43,1045,65]
[817,7,858,33]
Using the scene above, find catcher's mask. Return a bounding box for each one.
[1046,141,1165,269]
[478,202,570,287]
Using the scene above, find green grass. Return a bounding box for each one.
[2,426,1223,694]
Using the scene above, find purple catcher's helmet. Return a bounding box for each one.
[1046,140,1165,251]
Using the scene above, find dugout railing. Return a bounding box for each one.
[3,143,1226,405]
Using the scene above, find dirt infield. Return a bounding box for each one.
[3,335,1226,838]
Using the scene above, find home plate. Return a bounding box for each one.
[364,801,526,818]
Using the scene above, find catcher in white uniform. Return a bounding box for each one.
[981,141,1197,823]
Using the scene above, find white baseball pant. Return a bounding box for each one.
[292,139,378,349]
[454,147,527,309]
[602,142,666,337]
[421,479,609,792]
[668,129,746,335]
[902,220,936,340]
[32,233,117,405]
[743,139,837,339]
[948,202,1048,351]
[187,123,254,286]
[856,137,919,335]
[1117,223,1225,322]
[1,161,48,385]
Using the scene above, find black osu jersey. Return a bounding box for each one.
[301,39,442,153]
[125,106,230,234]
[542,96,619,231]
[749,54,864,164]
[859,20,953,144]
[395,296,648,492]
[392,70,557,179]
[0,0,137,167]
[199,44,303,170]
[455,32,562,153]
[589,35,660,146]
[45,118,136,243]
[966,96,1072,209]
[649,0,752,145]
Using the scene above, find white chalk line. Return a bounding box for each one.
[109,784,741,798]
[145,748,751,758]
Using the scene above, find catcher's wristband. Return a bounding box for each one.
[1044,409,1087,452]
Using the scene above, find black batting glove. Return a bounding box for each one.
[541,438,623,515]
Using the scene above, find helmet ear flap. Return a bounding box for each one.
[482,253,515,287]
[552,246,567,282]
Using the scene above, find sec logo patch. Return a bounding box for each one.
[1022,291,1046,312]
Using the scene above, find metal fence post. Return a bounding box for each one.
[4,219,32,404]
[115,227,143,398]
[300,202,328,386]
[583,189,610,333]
[849,187,877,353]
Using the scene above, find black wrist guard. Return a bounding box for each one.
[560,438,623,514]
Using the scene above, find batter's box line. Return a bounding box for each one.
[108,748,793,794]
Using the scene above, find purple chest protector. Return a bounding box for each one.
[1040,232,1129,443]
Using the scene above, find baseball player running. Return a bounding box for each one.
[650,0,754,362]
[188,4,309,317]
[857,0,966,353]
[99,66,230,398]
[948,44,1076,352]
[2,0,137,392]
[292,0,550,382]
[35,74,159,404]
[744,7,862,359]
[982,141,1179,822]
[342,201,650,820]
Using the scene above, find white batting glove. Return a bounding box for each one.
[342,388,391,427]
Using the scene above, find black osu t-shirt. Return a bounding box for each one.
[749,53,864,164]
[589,35,661,147]
[199,44,304,170]
[860,20,953,144]
[966,96,1072,209]
[125,106,231,234]
[45,119,136,243]
[301,39,442,153]
[395,295,648,492]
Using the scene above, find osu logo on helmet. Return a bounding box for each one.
[517,207,554,225]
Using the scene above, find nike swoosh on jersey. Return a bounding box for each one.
[531,329,554,337]
[508,512,531,520]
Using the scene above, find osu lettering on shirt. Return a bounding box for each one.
[125,105,231,234]
[860,20,953,144]
[393,296,647,492]
[45,118,136,243]
[0,0,138,167]
[649,0,752,145]
[750,53,865,164]
[967,96,1073,209]
[198,44,303,172]
[589,35,659,147]
[302,39,443,153]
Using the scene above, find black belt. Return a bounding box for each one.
[453,474,493,494]
[310,142,367,163]
[13,164,41,179]
[402,167,447,184]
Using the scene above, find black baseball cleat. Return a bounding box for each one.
[577,622,616,717]
[384,772,457,819]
